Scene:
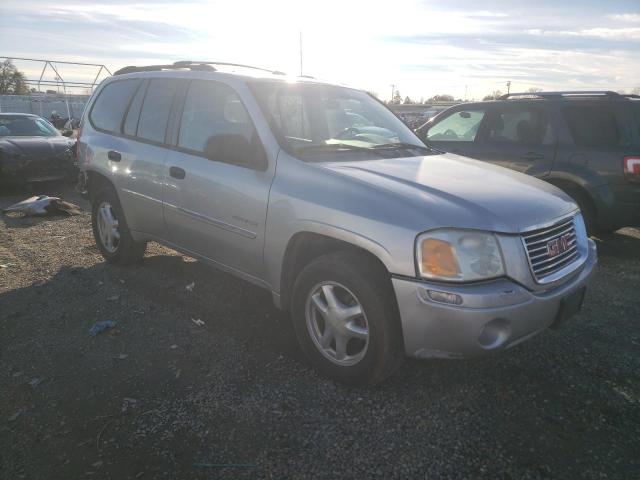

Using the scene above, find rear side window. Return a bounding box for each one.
[427,110,486,142]
[90,80,139,133]
[123,81,146,136]
[564,105,629,147]
[137,79,178,144]
[486,107,550,145]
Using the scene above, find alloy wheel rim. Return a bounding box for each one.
[97,201,120,253]
[305,281,370,367]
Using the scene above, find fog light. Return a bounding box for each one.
[478,319,511,349]
[426,290,463,305]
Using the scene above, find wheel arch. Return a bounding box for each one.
[85,169,117,204]
[278,230,395,312]
[545,175,600,215]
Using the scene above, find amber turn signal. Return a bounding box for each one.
[420,238,461,278]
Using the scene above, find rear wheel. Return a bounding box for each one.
[555,185,597,235]
[291,251,404,385]
[91,186,146,264]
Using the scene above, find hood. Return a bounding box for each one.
[321,153,577,233]
[0,136,75,159]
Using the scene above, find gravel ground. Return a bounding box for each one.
[1,184,639,480]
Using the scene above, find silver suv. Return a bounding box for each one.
[77,61,597,385]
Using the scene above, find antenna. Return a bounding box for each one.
[299,31,303,76]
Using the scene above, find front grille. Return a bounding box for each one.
[522,217,579,281]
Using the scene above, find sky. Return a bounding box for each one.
[1,0,639,100]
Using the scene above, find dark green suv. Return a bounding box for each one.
[416,91,640,233]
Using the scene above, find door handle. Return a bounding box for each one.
[522,152,544,161]
[107,150,121,162]
[169,166,186,179]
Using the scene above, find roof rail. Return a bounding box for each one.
[114,63,215,75]
[173,60,286,75]
[500,91,624,100]
[113,60,286,76]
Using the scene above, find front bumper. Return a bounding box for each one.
[393,239,598,359]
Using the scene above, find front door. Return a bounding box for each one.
[162,79,275,280]
[470,104,557,177]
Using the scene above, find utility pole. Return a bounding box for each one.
[390,84,395,103]
[464,85,468,102]
[506,81,511,94]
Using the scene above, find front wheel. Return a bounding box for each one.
[291,251,404,385]
[91,186,146,264]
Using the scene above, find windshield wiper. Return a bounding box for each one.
[371,142,431,152]
[297,143,386,155]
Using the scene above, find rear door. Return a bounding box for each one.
[424,107,488,157]
[470,103,557,177]
[555,101,634,186]
[86,78,168,237]
[117,78,179,237]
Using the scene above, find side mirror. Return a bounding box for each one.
[204,133,267,170]
[415,124,429,142]
[62,129,74,137]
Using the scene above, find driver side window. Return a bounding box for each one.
[427,110,486,142]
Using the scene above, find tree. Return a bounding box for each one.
[483,90,503,101]
[392,89,402,105]
[0,60,28,95]
[403,96,414,104]
[527,87,542,93]
[428,94,454,102]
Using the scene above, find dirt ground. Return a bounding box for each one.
[1,183,639,480]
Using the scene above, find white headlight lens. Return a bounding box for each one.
[417,230,505,281]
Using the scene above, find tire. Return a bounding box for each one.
[291,251,404,386]
[91,186,146,265]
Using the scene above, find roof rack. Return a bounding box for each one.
[173,60,286,75]
[114,63,215,75]
[499,91,632,100]
[113,61,287,76]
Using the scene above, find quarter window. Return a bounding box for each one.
[427,110,485,142]
[137,79,178,144]
[90,80,139,133]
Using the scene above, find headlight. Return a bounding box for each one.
[416,229,505,282]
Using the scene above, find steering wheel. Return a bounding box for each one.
[335,126,362,140]
[442,129,458,139]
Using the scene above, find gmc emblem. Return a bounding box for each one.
[547,233,572,258]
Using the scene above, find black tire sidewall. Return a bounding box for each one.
[91,187,138,264]
[291,253,401,385]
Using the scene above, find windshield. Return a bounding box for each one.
[250,81,430,160]
[0,115,60,137]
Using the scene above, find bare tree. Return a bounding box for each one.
[428,94,454,102]
[0,60,28,95]
[483,90,503,101]
[527,87,542,93]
